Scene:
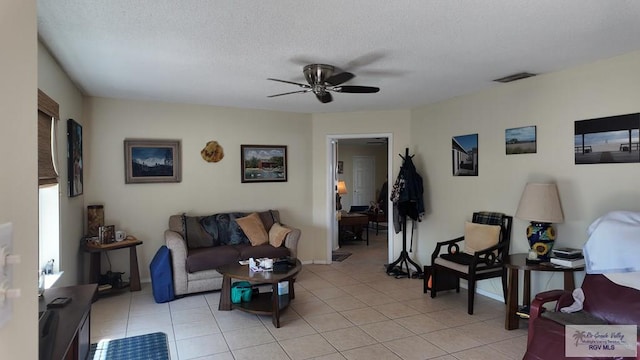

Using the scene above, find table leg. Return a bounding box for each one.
[89,253,101,284]
[289,279,296,300]
[129,246,141,291]
[365,224,369,246]
[523,269,531,307]
[272,283,280,328]
[219,275,232,311]
[505,267,519,330]
[564,272,576,291]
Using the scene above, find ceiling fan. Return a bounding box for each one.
[267,64,380,103]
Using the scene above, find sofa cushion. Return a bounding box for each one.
[200,212,250,246]
[185,215,215,249]
[186,246,240,273]
[236,212,269,246]
[235,244,291,260]
[269,223,292,248]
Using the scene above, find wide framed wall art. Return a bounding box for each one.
[505,126,537,155]
[67,119,83,197]
[124,139,181,184]
[452,133,478,176]
[241,145,287,183]
[575,113,640,164]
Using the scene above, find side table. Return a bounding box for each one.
[338,213,369,246]
[83,237,143,293]
[367,211,387,235]
[505,253,584,330]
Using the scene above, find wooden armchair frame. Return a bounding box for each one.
[430,214,513,315]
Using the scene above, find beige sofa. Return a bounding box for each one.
[164,210,300,296]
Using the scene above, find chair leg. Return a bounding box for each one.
[430,266,437,298]
[501,268,508,304]
[423,266,428,293]
[468,276,475,315]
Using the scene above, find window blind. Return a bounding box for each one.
[38,89,59,186]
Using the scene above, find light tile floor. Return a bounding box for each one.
[91,231,528,359]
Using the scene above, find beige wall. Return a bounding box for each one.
[0,1,38,358]
[83,97,313,280]
[411,50,640,298]
[37,42,86,286]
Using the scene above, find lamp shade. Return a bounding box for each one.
[337,181,348,195]
[515,183,564,223]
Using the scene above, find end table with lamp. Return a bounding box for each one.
[515,182,564,263]
[505,253,584,330]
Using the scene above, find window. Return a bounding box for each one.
[38,90,60,281]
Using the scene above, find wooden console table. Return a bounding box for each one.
[505,253,584,330]
[39,284,97,360]
[83,237,143,293]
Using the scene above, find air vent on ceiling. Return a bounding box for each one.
[493,72,537,83]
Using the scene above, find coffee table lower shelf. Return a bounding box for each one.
[231,292,290,316]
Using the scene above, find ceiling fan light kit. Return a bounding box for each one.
[268,64,380,103]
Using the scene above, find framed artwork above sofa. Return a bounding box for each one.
[241,144,287,183]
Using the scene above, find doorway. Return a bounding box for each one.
[328,134,393,264]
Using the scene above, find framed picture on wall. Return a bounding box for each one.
[124,139,182,184]
[575,113,640,164]
[67,119,83,197]
[241,145,287,183]
[505,126,537,155]
[337,161,344,174]
[452,133,478,176]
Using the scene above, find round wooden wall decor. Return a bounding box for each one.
[201,141,224,162]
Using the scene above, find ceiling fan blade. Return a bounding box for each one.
[325,72,355,86]
[316,92,333,103]
[267,90,310,98]
[333,85,380,93]
[267,78,311,88]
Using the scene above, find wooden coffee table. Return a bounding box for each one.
[217,259,302,328]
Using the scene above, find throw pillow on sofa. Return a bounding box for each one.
[236,212,269,246]
[269,223,292,247]
[183,214,215,248]
[200,212,250,245]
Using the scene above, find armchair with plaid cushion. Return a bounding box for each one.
[429,211,513,314]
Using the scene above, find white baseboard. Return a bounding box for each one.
[457,282,505,302]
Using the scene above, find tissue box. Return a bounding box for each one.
[278,281,289,295]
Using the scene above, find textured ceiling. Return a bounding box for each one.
[37,1,640,114]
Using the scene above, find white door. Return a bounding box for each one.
[352,156,375,206]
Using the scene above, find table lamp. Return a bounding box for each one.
[515,183,564,262]
[336,181,348,211]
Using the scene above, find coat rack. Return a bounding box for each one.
[386,148,424,278]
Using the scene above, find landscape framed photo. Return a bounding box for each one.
[241,145,287,183]
[506,125,537,155]
[575,113,640,164]
[67,119,83,197]
[124,139,181,184]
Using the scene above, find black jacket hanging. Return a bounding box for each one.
[391,150,425,233]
